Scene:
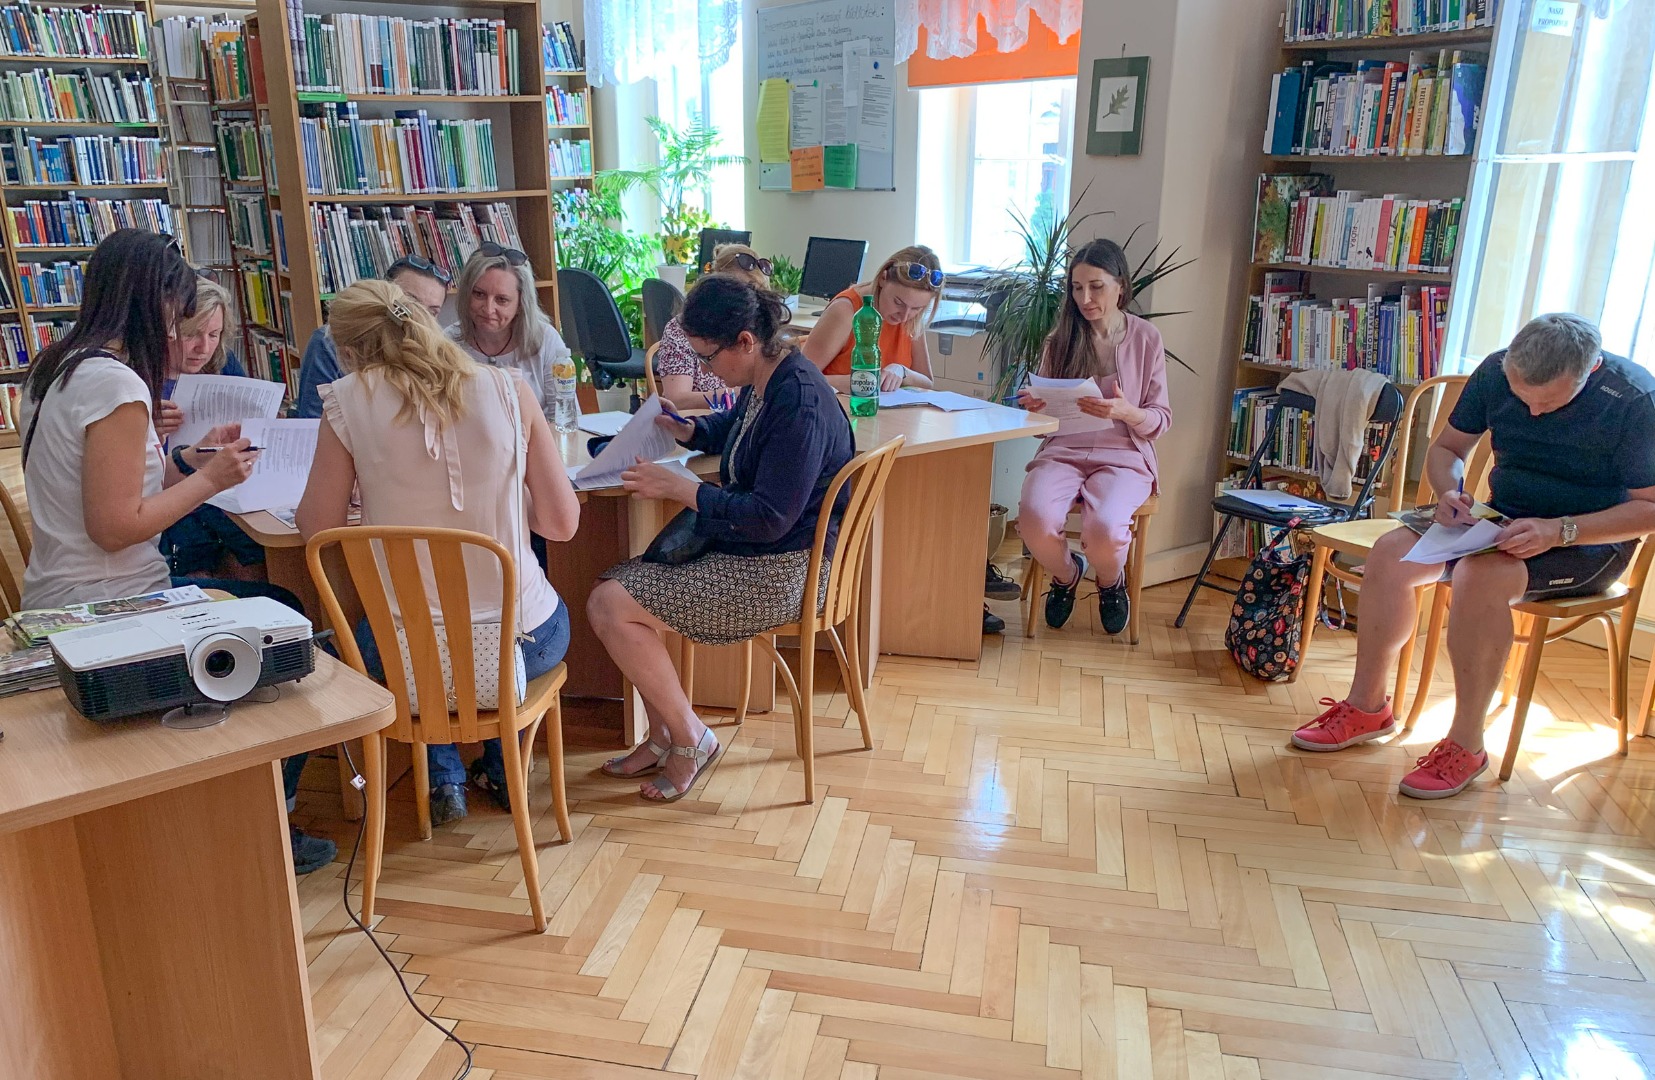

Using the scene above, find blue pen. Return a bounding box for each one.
[659,401,688,424]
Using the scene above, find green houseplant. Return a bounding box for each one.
[986,197,1196,400]
[768,253,803,296]
[607,114,747,268]
[552,177,659,346]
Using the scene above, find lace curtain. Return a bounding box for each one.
[895,0,1083,62]
[584,0,740,87]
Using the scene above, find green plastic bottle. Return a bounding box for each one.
[849,295,882,417]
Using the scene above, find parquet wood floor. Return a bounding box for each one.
[292,572,1655,1080]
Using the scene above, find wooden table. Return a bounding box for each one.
[0,655,394,1080]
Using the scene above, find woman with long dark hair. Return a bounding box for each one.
[19,230,259,609]
[1016,239,1171,635]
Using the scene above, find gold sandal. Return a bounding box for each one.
[643,729,721,803]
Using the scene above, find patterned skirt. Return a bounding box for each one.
[601,549,830,646]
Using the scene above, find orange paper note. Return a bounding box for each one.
[790,146,824,191]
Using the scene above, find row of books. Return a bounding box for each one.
[167,83,213,144]
[1,324,27,369]
[549,137,592,179]
[1212,475,1315,559]
[300,105,499,195]
[15,259,84,307]
[1228,388,1385,478]
[308,200,523,295]
[184,208,231,266]
[1264,51,1485,157]
[1284,0,1498,41]
[287,5,523,98]
[0,133,167,187]
[239,261,279,331]
[208,30,251,104]
[0,273,11,309]
[1252,175,1461,273]
[247,329,288,387]
[176,147,223,207]
[9,197,175,248]
[154,17,238,83]
[546,86,587,126]
[215,120,262,183]
[0,68,158,125]
[543,23,585,72]
[29,318,71,352]
[1241,272,1448,382]
[229,192,272,255]
[0,4,149,60]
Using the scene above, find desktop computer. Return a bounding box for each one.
[794,237,869,314]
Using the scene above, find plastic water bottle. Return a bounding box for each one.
[551,354,579,432]
[849,295,881,417]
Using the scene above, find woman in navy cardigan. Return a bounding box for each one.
[588,275,855,803]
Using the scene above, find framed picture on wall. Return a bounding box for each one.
[1087,56,1149,156]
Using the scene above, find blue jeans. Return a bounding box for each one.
[355,603,571,789]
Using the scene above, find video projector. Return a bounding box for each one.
[49,597,315,721]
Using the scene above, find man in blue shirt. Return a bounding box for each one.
[1288,314,1655,799]
[293,256,451,418]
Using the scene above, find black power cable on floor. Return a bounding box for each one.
[335,742,474,1079]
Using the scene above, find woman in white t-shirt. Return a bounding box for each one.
[19,230,259,610]
[446,243,571,426]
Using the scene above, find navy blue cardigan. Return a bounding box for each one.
[686,350,855,558]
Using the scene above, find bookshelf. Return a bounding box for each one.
[544,22,592,185]
[251,0,560,384]
[1211,1,1501,566]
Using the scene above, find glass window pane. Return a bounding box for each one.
[965,79,1071,266]
[1498,0,1654,155]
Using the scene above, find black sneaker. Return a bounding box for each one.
[430,782,468,826]
[469,758,511,811]
[1098,576,1130,636]
[1044,552,1088,629]
[982,605,1005,635]
[985,562,1022,601]
[291,826,337,875]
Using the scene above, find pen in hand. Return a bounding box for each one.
[196,445,264,453]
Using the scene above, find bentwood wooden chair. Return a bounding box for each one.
[1019,495,1158,643]
[307,526,571,931]
[729,436,905,803]
[0,476,32,616]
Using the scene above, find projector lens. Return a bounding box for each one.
[205,649,236,679]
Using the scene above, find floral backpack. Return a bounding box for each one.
[1225,528,1311,682]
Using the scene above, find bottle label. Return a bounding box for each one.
[849,368,880,399]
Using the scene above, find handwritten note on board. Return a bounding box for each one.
[790,146,825,191]
[823,144,858,188]
[757,79,791,163]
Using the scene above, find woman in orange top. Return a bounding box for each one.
[802,244,941,393]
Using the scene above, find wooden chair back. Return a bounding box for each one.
[0,478,30,615]
[306,526,525,746]
[1380,375,1469,514]
[644,342,660,399]
[802,437,905,632]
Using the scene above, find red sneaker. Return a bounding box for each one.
[1290,697,1397,752]
[1398,738,1488,799]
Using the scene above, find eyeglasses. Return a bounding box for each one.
[709,252,773,277]
[692,342,728,367]
[387,254,453,286]
[888,262,944,289]
[477,242,529,267]
[164,234,184,255]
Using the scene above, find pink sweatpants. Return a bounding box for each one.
[1018,444,1154,586]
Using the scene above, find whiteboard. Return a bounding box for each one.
[756,0,896,191]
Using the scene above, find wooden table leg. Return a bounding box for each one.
[878,443,994,660]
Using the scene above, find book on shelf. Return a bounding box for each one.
[1227,386,1383,479]
[546,85,587,125]
[29,317,72,351]
[166,82,213,143]
[1253,174,1461,272]
[177,147,225,206]
[228,192,272,255]
[0,5,150,61]
[548,137,591,178]
[17,259,87,307]
[1241,273,1448,383]
[10,196,175,247]
[154,17,241,84]
[1214,473,1324,559]
[207,29,249,103]
[1253,173,1334,263]
[247,329,287,385]
[1263,50,1485,157]
[214,119,262,182]
[0,272,11,309]
[299,103,498,196]
[284,3,523,97]
[185,208,232,266]
[308,199,522,295]
[1284,0,1498,41]
[0,68,158,125]
[1,325,27,370]
[542,22,585,72]
[239,261,280,332]
[0,132,167,186]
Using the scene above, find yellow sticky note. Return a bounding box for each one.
[757,79,791,164]
[790,146,824,191]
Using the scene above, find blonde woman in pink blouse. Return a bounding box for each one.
[1017,239,1171,634]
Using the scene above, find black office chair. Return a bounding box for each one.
[557,268,647,390]
[641,277,685,349]
[1174,381,1407,628]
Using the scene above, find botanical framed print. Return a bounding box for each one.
[1087,56,1149,156]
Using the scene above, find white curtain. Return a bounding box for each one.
[895,0,1083,62]
[584,0,740,87]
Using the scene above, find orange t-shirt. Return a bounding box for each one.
[821,287,917,376]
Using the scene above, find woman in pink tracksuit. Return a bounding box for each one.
[1017,239,1171,634]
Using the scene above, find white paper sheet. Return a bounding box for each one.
[1223,489,1330,515]
[169,373,284,449]
[1029,374,1115,435]
[857,58,892,154]
[789,80,823,149]
[577,411,631,437]
[572,396,681,490]
[877,389,993,412]
[206,418,321,515]
[1402,519,1507,564]
[842,39,869,106]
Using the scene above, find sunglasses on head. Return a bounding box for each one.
[477,242,529,267]
[709,252,772,276]
[387,254,453,286]
[888,262,944,289]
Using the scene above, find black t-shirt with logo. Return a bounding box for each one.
[1448,349,1655,520]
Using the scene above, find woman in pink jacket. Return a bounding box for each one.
[1017,239,1171,634]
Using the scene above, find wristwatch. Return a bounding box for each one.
[170,444,196,477]
[1560,516,1578,547]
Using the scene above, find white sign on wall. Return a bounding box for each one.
[1531,1,1579,36]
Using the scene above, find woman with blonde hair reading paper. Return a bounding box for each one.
[801,244,941,393]
[448,242,572,425]
[298,279,581,826]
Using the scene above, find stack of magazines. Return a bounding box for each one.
[0,644,55,696]
[4,585,212,649]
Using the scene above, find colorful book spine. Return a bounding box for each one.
[307,199,523,295]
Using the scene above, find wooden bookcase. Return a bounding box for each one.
[251,0,560,364]
[1211,7,1502,569]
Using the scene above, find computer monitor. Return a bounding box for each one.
[799,237,868,303]
[697,228,752,273]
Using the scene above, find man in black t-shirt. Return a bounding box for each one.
[1289,314,1655,799]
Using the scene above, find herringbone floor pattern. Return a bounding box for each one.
[294,577,1655,1080]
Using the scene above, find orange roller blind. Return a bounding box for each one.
[906,12,1079,89]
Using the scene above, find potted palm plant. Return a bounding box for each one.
[607,114,746,290]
